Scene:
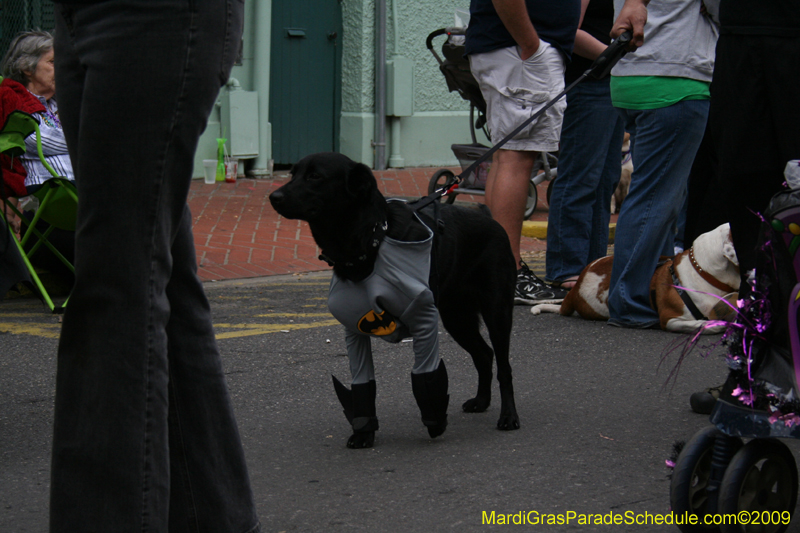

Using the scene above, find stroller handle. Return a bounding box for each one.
[426,29,447,51]
[425,27,467,53]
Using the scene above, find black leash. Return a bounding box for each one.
[432,31,632,199]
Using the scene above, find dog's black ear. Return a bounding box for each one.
[346,162,377,197]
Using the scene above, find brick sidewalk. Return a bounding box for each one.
[186,168,552,282]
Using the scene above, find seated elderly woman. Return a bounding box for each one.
[1,30,75,280]
[1,30,74,194]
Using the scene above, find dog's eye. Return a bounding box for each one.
[306,173,322,181]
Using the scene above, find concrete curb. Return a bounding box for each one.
[522,221,617,242]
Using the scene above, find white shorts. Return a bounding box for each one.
[469,41,566,152]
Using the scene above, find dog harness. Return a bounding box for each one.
[327,206,440,385]
[668,260,709,321]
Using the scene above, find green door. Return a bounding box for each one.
[270,0,343,165]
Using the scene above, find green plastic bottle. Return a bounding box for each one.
[216,138,226,182]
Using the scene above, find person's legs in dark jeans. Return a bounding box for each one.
[546,79,624,285]
[608,100,709,328]
[683,117,723,248]
[51,2,259,531]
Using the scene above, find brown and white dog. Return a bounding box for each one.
[531,223,740,334]
[612,132,633,215]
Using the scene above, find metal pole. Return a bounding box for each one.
[388,0,404,169]
[250,0,273,176]
[374,0,387,170]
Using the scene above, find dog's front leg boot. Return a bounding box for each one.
[411,360,449,438]
[332,376,379,448]
[347,380,379,449]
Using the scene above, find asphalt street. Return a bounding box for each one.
[3,272,800,532]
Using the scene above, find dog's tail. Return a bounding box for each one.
[530,303,562,316]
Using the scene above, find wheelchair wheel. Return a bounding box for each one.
[427,169,457,204]
[524,181,538,220]
[670,426,743,532]
[718,439,798,533]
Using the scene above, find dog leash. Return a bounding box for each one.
[432,31,633,200]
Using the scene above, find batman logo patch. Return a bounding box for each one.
[358,310,397,336]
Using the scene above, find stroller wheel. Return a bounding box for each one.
[670,426,742,532]
[718,439,797,533]
[524,181,538,220]
[428,169,457,204]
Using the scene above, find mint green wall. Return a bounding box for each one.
[195,0,267,178]
[340,0,488,169]
[195,0,487,177]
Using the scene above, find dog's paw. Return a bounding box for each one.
[346,431,375,449]
[496,414,520,431]
[462,397,490,413]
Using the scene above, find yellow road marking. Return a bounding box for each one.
[254,312,333,318]
[0,318,341,340]
[214,320,340,339]
[0,322,62,339]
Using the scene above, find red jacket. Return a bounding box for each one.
[1,78,46,198]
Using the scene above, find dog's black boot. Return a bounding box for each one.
[332,376,379,449]
[411,360,450,438]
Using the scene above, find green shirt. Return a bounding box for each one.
[610,75,711,110]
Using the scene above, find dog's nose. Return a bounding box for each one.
[269,190,284,206]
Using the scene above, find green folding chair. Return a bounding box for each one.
[1,107,77,313]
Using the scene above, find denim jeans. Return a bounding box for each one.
[51,2,260,532]
[608,99,709,327]
[546,78,625,283]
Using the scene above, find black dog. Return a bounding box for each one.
[269,152,519,447]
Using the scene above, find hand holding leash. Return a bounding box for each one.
[589,31,632,80]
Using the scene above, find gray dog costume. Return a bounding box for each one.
[328,199,449,447]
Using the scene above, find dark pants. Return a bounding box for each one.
[712,33,800,280]
[683,117,722,247]
[546,78,625,283]
[51,2,259,531]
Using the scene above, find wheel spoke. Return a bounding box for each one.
[742,465,761,494]
[764,489,790,511]
[689,454,712,511]
[689,489,708,511]
[759,459,781,492]
[739,466,760,511]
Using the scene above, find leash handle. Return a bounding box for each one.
[588,31,632,80]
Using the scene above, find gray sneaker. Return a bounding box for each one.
[515,262,568,305]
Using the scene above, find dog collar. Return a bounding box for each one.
[688,247,738,294]
[319,220,388,268]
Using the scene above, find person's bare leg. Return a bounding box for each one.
[485,148,538,265]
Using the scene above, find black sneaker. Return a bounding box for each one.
[689,385,722,414]
[515,261,568,305]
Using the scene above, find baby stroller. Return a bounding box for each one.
[425,27,557,219]
[669,182,800,532]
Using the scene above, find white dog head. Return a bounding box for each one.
[691,223,740,290]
